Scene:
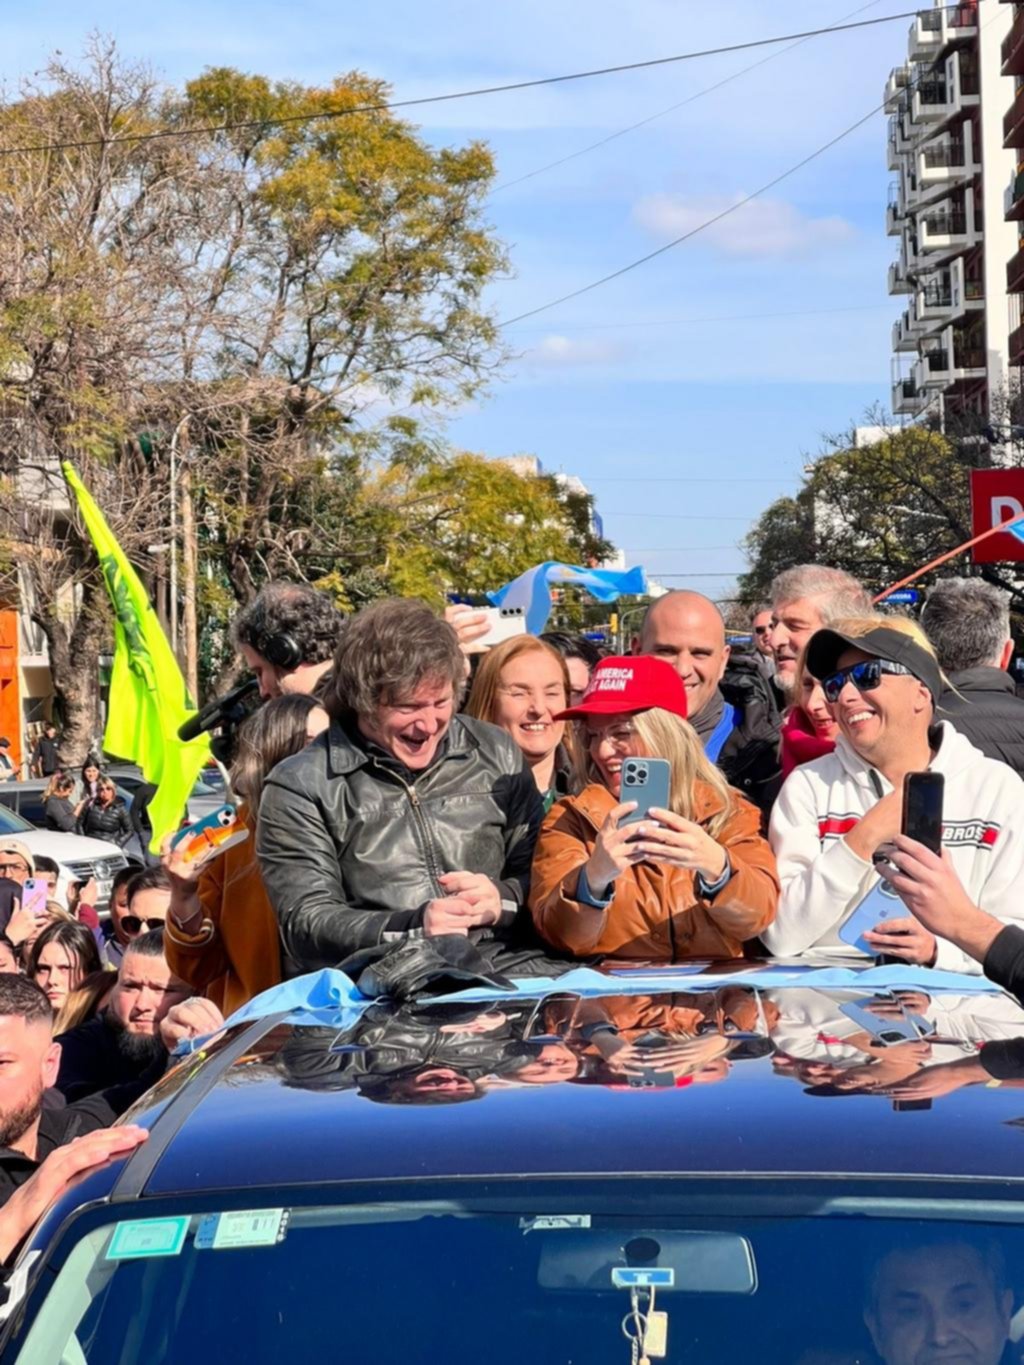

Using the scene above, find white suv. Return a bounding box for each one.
[0,804,130,909]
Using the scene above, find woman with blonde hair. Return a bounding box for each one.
[465,635,574,811]
[530,655,779,960]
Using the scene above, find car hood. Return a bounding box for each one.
[120,960,1024,1196]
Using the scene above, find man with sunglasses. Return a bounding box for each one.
[100,868,170,970]
[765,624,1024,972]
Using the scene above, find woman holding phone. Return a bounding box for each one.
[529,656,779,960]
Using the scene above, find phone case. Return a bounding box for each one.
[171,804,249,864]
[20,879,49,918]
[619,757,672,826]
[837,879,906,955]
[838,1000,923,1044]
[477,606,528,649]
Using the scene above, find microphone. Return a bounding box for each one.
[178,678,260,743]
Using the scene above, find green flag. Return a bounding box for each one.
[62,462,210,850]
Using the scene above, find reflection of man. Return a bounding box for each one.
[865,1241,1012,1365]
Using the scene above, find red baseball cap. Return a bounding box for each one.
[555,655,688,721]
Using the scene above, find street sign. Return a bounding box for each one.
[583,631,608,643]
[970,469,1024,564]
[881,588,920,606]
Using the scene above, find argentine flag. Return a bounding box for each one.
[488,561,648,635]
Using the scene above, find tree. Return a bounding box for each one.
[739,424,1024,610]
[370,451,608,606]
[0,44,509,743]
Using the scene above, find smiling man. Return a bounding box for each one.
[257,598,544,972]
[768,565,871,700]
[635,591,782,816]
[765,622,1024,970]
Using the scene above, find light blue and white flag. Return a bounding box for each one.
[488,561,648,634]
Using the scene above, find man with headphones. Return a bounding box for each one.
[233,583,347,700]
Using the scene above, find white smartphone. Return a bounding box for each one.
[475,606,528,650]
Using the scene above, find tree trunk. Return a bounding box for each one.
[180,457,199,705]
[37,579,108,765]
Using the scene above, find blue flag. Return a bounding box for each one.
[488,562,648,635]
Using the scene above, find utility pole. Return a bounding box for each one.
[180,454,199,703]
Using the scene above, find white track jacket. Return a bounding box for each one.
[765,722,1024,973]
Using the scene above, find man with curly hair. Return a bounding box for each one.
[233,582,347,700]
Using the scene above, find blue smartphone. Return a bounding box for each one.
[619,757,672,826]
[838,1000,926,1046]
[838,880,906,955]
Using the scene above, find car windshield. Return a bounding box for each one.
[8,1188,1024,1364]
[0,805,33,835]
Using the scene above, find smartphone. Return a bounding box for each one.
[838,999,928,1046]
[619,757,672,827]
[892,1099,932,1112]
[902,771,944,854]
[475,606,527,650]
[20,879,49,919]
[838,880,907,955]
[170,804,249,864]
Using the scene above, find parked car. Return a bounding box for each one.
[2,963,1024,1361]
[103,766,226,825]
[0,804,129,910]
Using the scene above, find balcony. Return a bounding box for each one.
[943,50,980,120]
[889,258,914,295]
[885,64,912,113]
[1008,242,1024,293]
[891,375,927,417]
[1003,10,1024,76]
[949,255,984,314]
[914,275,954,332]
[909,9,943,63]
[1006,168,1024,221]
[914,325,986,389]
[1005,83,1024,149]
[912,78,949,125]
[1011,322,1024,366]
[917,135,976,199]
[892,309,922,353]
[919,204,970,254]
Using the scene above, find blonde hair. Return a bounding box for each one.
[56,968,116,1035]
[577,707,735,840]
[806,614,950,694]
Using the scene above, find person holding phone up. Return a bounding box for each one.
[765,619,1024,973]
[529,656,779,960]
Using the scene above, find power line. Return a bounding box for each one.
[492,0,888,193]
[509,303,891,333]
[500,101,882,327]
[612,512,754,521]
[588,476,794,484]
[0,11,920,158]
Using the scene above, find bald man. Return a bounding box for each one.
[635,591,782,816]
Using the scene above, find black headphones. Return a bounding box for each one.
[256,631,304,672]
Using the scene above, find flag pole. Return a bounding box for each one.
[873,514,1024,604]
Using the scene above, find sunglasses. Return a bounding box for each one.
[753,625,772,636]
[822,658,913,704]
[121,916,166,935]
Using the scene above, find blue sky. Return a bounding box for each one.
[0,0,907,600]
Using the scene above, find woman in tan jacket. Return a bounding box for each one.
[530,655,779,960]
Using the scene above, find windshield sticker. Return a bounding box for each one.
[195,1209,289,1251]
[106,1217,190,1261]
[519,1215,592,1234]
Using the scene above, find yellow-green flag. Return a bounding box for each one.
[62,462,210,850]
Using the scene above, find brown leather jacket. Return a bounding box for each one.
[529,781,779,960]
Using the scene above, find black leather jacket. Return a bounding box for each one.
[939,667,1024,776]
[76,798,132,848]
[256,716,544,973]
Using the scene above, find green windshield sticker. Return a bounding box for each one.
[195,1209,288,1251]
[106,1217,190,1261]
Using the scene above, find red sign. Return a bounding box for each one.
[970,469,1024,564]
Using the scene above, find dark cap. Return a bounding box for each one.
[805,626,943,703]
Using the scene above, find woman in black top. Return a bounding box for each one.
[76,777,132,848]
[44,773,79,833]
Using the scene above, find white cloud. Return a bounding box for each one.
[632,194,856,259]
[526,334,623,367]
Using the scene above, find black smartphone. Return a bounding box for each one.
[892,1099,933,1112]
[901,772,944,854]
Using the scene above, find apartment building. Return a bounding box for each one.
[887,0,1016,423]
[1004,2,1024,368]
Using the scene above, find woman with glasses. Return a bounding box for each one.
[465,637,576,812]
[529,655,779,960]
[76,777,132,848]
[25,921,103,1033]
[163,694,329,1013]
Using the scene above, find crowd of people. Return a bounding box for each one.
[1,567,1024,1266]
